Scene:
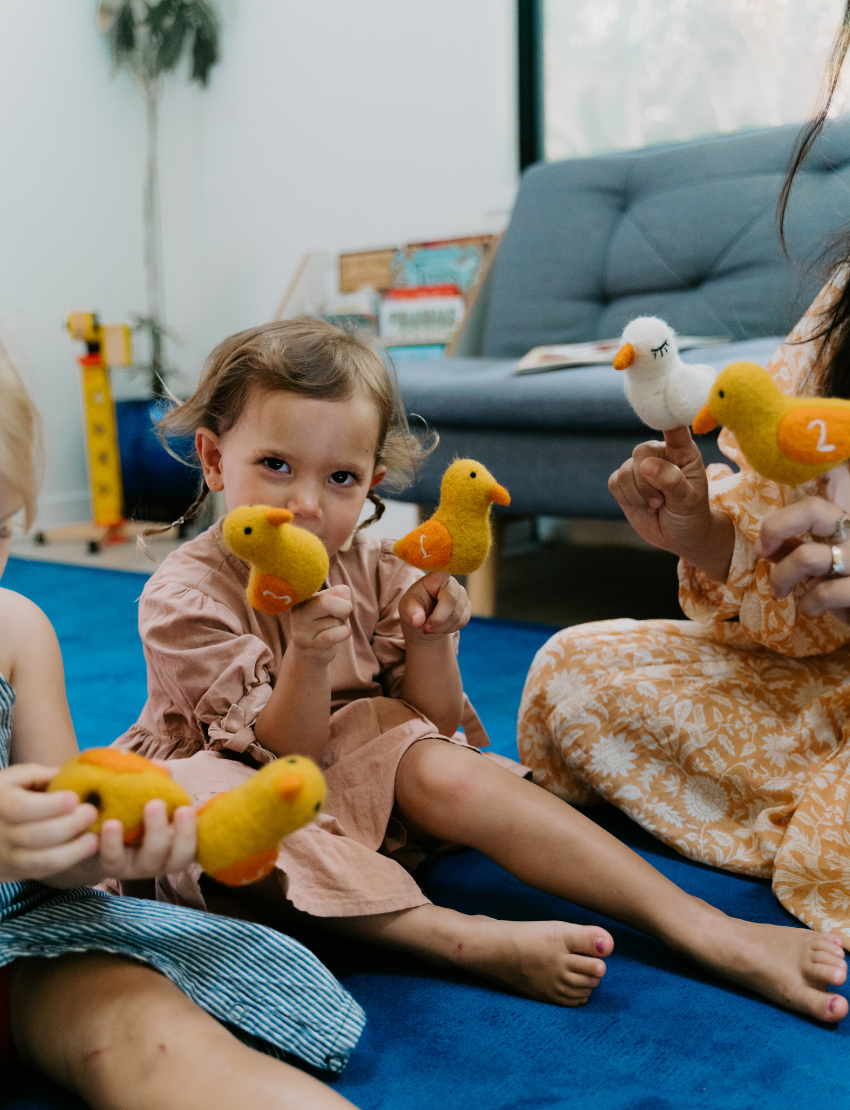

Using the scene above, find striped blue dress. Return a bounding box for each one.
[0,674,365,1074]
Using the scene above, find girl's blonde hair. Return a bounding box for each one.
[0,340,44,530]
[159,318,434,528]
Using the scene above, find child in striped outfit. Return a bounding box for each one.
[0,343,364,1110]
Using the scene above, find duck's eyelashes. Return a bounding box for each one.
[651,340,669,358]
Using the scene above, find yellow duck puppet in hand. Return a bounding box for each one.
[222,504,330,615]
[49,749,326,886]
[692,360,850,486]
[394,458,510,575]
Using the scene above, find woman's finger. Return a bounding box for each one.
[631,443,669,504]
[6,804,98,850]
[757,497,846,559]
[769,541,835,599]
[798,574,850,621]
[0,786,80,825]
[609,461,655,511]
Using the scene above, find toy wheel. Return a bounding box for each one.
[88,540,100,555]
[34,531,46,545]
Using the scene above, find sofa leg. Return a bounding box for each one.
[465,515,505,618]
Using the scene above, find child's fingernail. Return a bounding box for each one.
[829,996,838,1013]
[596,937,605,953]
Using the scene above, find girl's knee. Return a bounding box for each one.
[398,740,485,809]
[13,953,214,1089]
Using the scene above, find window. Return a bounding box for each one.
[519,0,850,166]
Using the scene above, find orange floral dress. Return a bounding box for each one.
[518,280,850,945]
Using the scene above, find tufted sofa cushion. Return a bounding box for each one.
[481,119,850,359]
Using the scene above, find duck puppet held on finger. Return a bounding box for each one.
[222,504,329,614]
[614,316,717,431]
[692,361,850,486]
[393,459,510,575]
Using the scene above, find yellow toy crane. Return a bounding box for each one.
[35,311,167,554]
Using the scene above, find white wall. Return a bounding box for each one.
[0,0,518,526]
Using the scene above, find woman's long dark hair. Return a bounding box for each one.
[779,1,850,397]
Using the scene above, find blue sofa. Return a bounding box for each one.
[395,120,850,523]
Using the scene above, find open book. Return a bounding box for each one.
[515,335,730,375]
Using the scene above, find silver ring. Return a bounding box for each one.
[831,545,846,575]
[832,516,850,545]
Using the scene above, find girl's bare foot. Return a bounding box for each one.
[452,917,613,1006]
[679,908,848,1022]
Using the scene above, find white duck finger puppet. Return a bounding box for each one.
[613,316,717,431]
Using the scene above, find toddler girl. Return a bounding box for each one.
[116,318,848,1021]
[0,342,363,1109]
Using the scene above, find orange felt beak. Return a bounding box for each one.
[490,483,511,507]
[264,507,294,526]
[692,405,719,434]
[613,343,635,370]
[276,773,303,802]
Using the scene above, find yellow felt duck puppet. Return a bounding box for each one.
[394,458,510,575]
[692,360,850,486]
[49,749,326,887]
[221,504,330,614]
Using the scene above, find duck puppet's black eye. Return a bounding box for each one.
[469,471,476,478]
[718,390,725,399]
[244,526,252,535]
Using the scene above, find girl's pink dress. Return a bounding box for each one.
[114,527,523,918]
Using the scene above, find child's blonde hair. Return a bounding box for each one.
[159,318,434,528]
[0,340,44,530]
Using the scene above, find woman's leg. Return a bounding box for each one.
[10,953,359,1110]
[394,739,849,1022]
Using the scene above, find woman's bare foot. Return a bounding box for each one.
[678,908,848,1022]
[451,917,614,1006]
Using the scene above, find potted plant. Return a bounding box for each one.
[96,0,221,523]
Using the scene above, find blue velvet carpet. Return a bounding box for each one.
[3,556,850,1110]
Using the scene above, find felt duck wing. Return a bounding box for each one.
[776,405,850,466]
[394,518,453,571]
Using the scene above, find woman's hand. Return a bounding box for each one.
[756,495,850,623]
[287,585,352,667]
[608,425,735,582]
[0,763,99,883]
[398,572,472,644]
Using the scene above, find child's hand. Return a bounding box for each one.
[288,584,353,665]
[399,572,471,643]
[48,799,197,888]
[608,426,735,581]
[0,763,99,884]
